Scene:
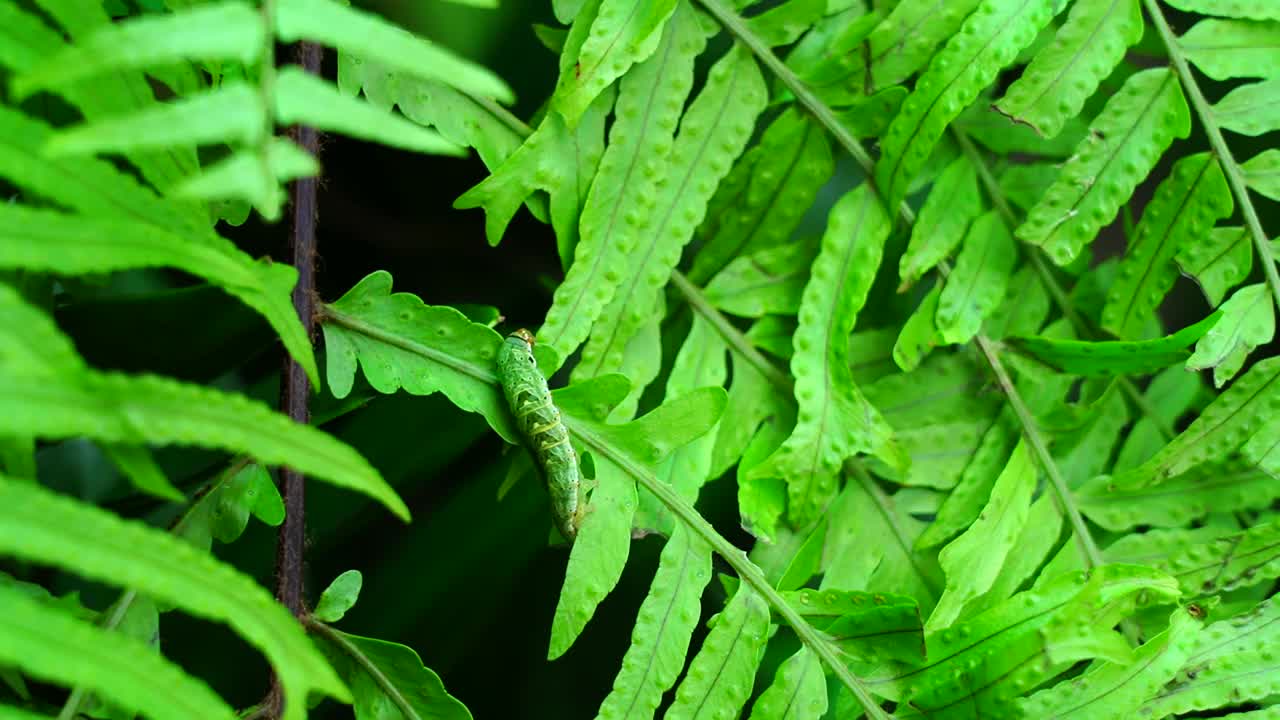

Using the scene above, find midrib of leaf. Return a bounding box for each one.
[1142,0,1280,316]
[322,305,499,384]
[853,463,943,599]
[698,0,1105,570]
[306,621,421,720]
[951,127,1176,441]
[562,417,891,720]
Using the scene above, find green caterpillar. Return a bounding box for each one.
[497,329,585,542]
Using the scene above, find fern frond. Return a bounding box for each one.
[875,0,1059,206]
[704,240,815,317]
[1187,283,1274,386]
[537,1,709,362]
[1164,0,1280,20]
[936,211,1016,344]
[1020,606,1203,719]
[984,265,1051,338]
[1242,149,1280,200]
[1179,17,1280,80]
[915,413,1015,549]
[552,0,680,125]
[10,1,262,98]
[892,284,943,371]
[594,526,712,720]
[1017,67,1190,265]
[0,107,317,382]
[1102,152,1233,339]
[994,0,1143,138]
[0,478,349,720]
[782,588,925,664]
[1177,226,1253,306]
[1079,461,1274,531]
[686,109,833,285]
[748,186,900,527]
[575,42,766,379]
[898,156,983,291]
[1005,311,1219,376]
[1214,77,1280,136]
[0,583,237,720]
[746,647,825,720]
[1110,357,1280,488]
[663,583,770,720]
[928,439,1034,630]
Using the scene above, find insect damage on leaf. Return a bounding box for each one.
[497,328,585,542]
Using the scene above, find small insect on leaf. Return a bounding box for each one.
[497,328,585,542]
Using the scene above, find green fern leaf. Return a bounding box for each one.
[10,1,262,99]
[984,265,1052,338]
[748,185,901,526]
[640,316,728,534]
[0,2,199,193]
[1113,368,1205,472]
[175,463,284,549]
[1102,153,1233,338]
[551,380,726,658]
[803,0,983,104]
[575,42,766,378]
[704,241,814,318]
[0,478,349,720]
[929,440,1034,630]
[274,68,463,155]
[687,109,832,285]
[275,0,512,102]
[0,285,404,518]
[1242,148,1280,201]
[1053,384,1132,487]
[0,706,55,719]
[1020,606,1203,720]
[746,647,826,720]
[1164,0,1280,20]
[1163,517,1280,596]
[915,414,1015,549]
[998,162,1060,209]
[1005,311,1219,376]
[709,351,786,481]
[1078,461,1273,531]
[744,0,825,46]
[892,283,942,371]
[965,493,1063,616]
[538,2,708,362]
[595,525,712,720]
[453,89,611,249]
[1109,357,1280,488]
[102,443,184,502]
[994,0,1143,138]
[958,105,1089,158]
[782,588,925,665]
[1018,67,1190,265]
[46,82,267,155]
[1214,78,1280,136]
[1176,226,1253,306]
[1187,284,1274,387]
[936,211,1016,345]
[321,271,519,442]
[875,0,1059,206]
[1180,18,1280,80]
[823,471,941,614]
[175,138,319,220]
[313,570,363,623]
[312,626,472,720]
[898,156,983,291]
[663,584,770,720]
[551,0,680,125]
[0,583,236,720]
[0,204,316,386]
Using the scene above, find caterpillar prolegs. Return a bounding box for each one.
[497,329,585,542]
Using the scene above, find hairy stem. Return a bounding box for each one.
[951,129,1175,442]
[1141,0,1280,313]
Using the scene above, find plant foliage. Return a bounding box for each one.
[5,0,1280,718]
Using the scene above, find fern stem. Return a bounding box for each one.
[563,420,892,720]
[973,335,1105,567]
[951,129,1176,442]
[670,271,794,395]
[1141,0,1280,314]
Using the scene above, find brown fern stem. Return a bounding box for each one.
[267,39,324,719]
